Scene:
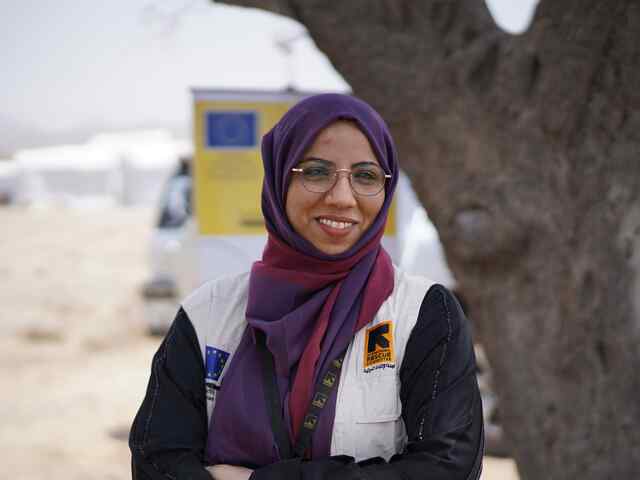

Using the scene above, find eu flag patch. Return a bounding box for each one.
[205,111,257,148]
[205,346,230,383]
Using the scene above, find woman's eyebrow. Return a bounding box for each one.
[352,161,378,167]
[299,156,333,165]
[300,157,379,167]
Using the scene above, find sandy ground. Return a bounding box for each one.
[0,206,519,480]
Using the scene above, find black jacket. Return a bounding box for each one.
[129,284,484,479]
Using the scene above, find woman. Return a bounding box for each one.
[130,94,484,480]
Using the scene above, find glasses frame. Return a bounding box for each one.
[290,166,392,197]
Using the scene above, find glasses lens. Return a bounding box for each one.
[301,165,333,193]
[351,165,385,196]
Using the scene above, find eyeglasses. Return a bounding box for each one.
[291,163,391,196]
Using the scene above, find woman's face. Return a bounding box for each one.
[285,121,386,255]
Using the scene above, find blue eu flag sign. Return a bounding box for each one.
[206,346,230,383]
[205,111,257,148]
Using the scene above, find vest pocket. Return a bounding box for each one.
[353,376,404,461]
[355,377,400,422]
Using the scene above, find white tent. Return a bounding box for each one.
[14,143,119,207]
[11,129,190,207]
[87,129,190,206]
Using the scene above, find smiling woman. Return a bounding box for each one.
[130,94,484,480]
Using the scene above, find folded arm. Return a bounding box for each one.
[251,284,484,480]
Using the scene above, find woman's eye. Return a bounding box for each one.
[353,168,379,184]
[303,166,331,179]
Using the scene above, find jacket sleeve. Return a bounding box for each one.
[250,284,484,480]
[129,308,212,480]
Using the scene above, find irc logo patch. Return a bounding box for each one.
[205,346,230,384]
[363,321,395,373]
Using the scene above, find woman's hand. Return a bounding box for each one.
[207,464,253,480]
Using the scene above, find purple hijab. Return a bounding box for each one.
[206,94,399,467]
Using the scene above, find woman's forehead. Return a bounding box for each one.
[302,121,380,164]
[312,120,364,143]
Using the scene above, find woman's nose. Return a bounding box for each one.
[325,174,357,207]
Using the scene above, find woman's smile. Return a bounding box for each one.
[316,215,358,237]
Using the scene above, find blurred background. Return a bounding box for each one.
[1,1,539,478]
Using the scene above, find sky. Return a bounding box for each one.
[0,0,539,147]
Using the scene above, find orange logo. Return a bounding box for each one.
[363,320,395,372]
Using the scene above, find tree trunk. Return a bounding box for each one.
[216,1,640,477]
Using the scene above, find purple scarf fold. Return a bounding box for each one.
[206,94,399,467]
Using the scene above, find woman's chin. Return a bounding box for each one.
[309,223,361,255]
[312,238,355,256]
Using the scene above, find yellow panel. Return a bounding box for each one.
[385,199,396,235]
[194,99,293,235]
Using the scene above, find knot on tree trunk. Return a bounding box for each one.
[449,206,528,264]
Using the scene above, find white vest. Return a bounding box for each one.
[182,266,434,462]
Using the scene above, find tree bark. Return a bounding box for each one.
[215,1,640,477]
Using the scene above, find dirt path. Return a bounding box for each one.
[0,206,519,480]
